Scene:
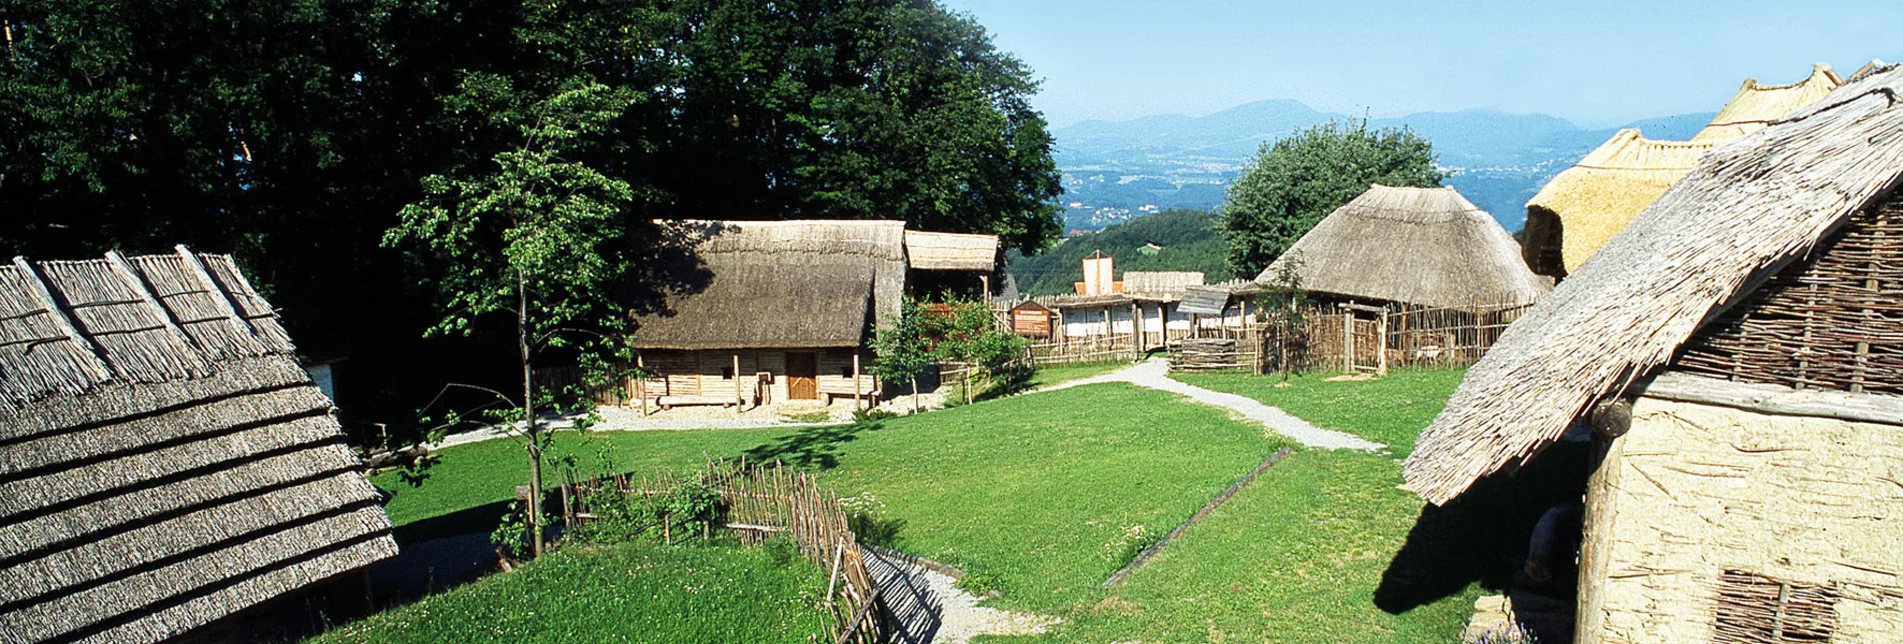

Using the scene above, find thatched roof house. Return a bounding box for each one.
[1404,65,1903,642]
[1522,65,1846,280]
[1691,62,1843,142]
[1520,131,1714,278]
[1256,185,1550,308]
[0,247,396,643]
[631,220,997,407]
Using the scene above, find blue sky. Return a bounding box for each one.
[940,0,1903,128]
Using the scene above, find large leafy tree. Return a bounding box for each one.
[1221,120,1447,277]
[386,77,644,559]
[2,0,1062,442]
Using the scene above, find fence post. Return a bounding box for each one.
[1341,308,1354,373]
[1377,305,1389,376]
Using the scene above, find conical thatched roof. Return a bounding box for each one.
[632,220,999,351]
[1691,62,1843,142]
[1255,185,1550,308]
[0,247,396,642]
[1404,64,1903,506]
[1521,130,1715,277]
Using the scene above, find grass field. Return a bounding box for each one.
[313,539,826,643]
[355,367,1485,643]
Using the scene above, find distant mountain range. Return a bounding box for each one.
[1050,99,1716,232]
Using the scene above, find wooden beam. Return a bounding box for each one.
[733,352,743,416]
[852,351,862,410]
[1638,371,1903,427]
[636,354,649,417]
[12,256,113,381]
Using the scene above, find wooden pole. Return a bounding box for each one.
[1131,302,1141,354]
[1377,305,1389,376]
[733,352,742,417]
[852,351,862,410]
[637,354,649,416]
[1342,306,1354,374]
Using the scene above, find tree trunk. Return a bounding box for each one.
[518,268,544,559]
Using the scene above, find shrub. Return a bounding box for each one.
[839,492,904,547]
[1103,524,1157,565]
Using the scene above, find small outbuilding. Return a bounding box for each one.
[1256,184,1550,309]
[1405,65,1903,643]
[0,247,396,643]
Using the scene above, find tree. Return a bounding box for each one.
[934,300,1032,401]
[1220,119,1447,277]
[384,77,642,559]
[871,299,938,414]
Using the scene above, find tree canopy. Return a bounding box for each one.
[0,0,1060,440]
[1220,120,1446,277]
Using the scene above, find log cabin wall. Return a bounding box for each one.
[640,348,873,403]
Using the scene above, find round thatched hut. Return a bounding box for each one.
[1254,184,1550,309]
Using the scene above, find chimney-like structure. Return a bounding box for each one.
[1078,250,1118,295]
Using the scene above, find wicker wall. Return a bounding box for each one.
[1675,199,1903,394]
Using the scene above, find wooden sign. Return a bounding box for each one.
[1010,301,1053,337]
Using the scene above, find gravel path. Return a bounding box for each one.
[1040,358,1385,451]
[864,547,1058,644]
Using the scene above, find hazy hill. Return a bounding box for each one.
[1006,209,1233,296]
[1051,98,1716,233]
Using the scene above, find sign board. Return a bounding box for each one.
[1010,301,1053,337]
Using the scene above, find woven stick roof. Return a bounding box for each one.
[1522,130,1716,276]
[1692,63,1843,142]
[1256,185,1550,308]
[1403,64,1903,506]
[0,248,394,642]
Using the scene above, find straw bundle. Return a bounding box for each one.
[903,230,1000,271]
[1257,185,1549,308]
[1693,63,1843,142]
[1521,131,1714,277]
[0,248,395,643]
[1403,64,1903,506]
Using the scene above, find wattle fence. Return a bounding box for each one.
[557,460,880,644]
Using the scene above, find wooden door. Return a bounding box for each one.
[786,352,818,400]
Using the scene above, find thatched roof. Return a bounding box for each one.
[903,231,999,271]
[1256,185,1550,308]
[1122,271,1204,297]
[633,220,907,350]
[1521,130,1715,277]
[1181,281,1263,316]
[1403,64,1903,506]
[0,246,395,643]
[1692,63,1843,142]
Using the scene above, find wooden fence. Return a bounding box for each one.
[557,460,880,644]
[1023,333,1141,366]
[1175,300,1534,374]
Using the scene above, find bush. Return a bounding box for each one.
[839,491,904,547]
[1103,524,1157,565]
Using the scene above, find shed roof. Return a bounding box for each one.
[1257,185,1550,308]
[1692,63,1843,142]
[632,220,907,351]
[1122,271,1204,297]
[1522,130,1715,276]
[1403,64,1903,506]
[0,247,395,643]
[903,230,1000,271]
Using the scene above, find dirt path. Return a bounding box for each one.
[1038,358,1385,451]
[863,546,1058,644]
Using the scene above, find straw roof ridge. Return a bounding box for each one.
[1403,64,1903,506]
[1693,62,1844,142]
[0,247,296,412]
[1256,185,1550,308]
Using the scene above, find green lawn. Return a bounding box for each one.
[358,367,1484,643]
[1024,360,1127,389]
[1173,368,1468,456]
[313,540,825,643]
